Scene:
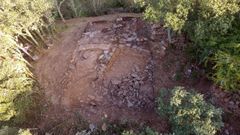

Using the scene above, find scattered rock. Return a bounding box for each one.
[106,60,154,109]
[131,73,138,78]
[103,50,109,54]
[90,101,97,106]
[76,130,90,135]
[32,55,39,61]
[101,123,107,131]
[91,82,96,88]
[111,78,121,85]
[113,24,123,29]
[88,95,95,100]
[127,100,134,108]
[224,130,230,135]
[69,63,76,70]
[126,43,131,47]
[89,123,96,132]
[116,17,123,22]
[82,51,90,59]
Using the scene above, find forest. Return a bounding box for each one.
[0,0,240,135]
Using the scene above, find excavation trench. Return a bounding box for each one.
[35,14,170,132]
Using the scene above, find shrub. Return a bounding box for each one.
[210,19,240,91]
[122,130,135,135]
[122,127,159,135]
[0,34,34,122]
[139,127,159,135]
[0,0,54,47]
[135,0,240,91]
[55,0,141,18]
[157,87,223,135]
[18,129,32,135]
[213,51,240,91]
[135,0,239,35]
[0,0,54,123]
[0,126,32,135]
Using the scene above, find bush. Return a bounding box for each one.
[0,126,32,135]
[122,127,159,135]
[136,0,240,91]
[55,0,141,18]
[122,130,135,135]
[18,129,32,135]
[213,51,240,91]
[139,127,159,135]
[0,0,54,42]
[136,0,239,35]
[0,34,34,122]
[157,87,223,135]
[0,0,54,123]
[210,19,240,91]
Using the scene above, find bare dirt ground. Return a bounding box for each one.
[34,13,240,135]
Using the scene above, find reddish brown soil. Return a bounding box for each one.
[34,13,240,135]
[35,13,169,134]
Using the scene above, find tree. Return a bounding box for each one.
[136,0,240,91]
[157,87,223,135]
[0,0,54,122]
[55,0,67,23]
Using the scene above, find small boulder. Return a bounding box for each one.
[111,78,121,85]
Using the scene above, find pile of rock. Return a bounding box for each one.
[76,17,162,111]
[113,17,150,48]
[81,21,115,45]
[150,24,167,42]
[107,63,155,110]
[96,48,117,77]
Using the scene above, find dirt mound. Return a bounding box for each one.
[34,13,175,133]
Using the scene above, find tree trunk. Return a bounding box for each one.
[55,0,66,23]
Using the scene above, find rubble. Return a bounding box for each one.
[80,17,160,110]
[63,16,165,114]
[106,61,155,110]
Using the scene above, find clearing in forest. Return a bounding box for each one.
[35,13,193,132]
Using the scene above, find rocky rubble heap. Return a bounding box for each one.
[96,48,116,78]
[107,60,155,110]
[114,17,150,48]
[76,16,166,110]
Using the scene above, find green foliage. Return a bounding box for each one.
[0,0,54,123]
[0,0,54,35]
[0,126,18,135]
[18,129,32,135]
[136,0,239,33]
[157,87,223,135]
[0,126,32,135]
[0,34,34,122]
[55,0,141,18]
[122,130,135,135]
[121,127,159,135]
[135,0,194,31]
[139,127,159,135]
[137,0,240,91]
[210,19,240,91]
[213,51,240,91]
